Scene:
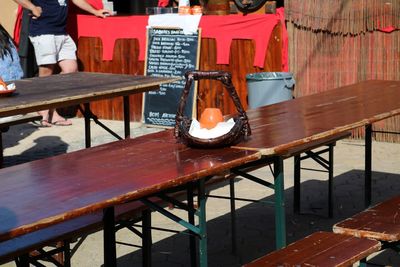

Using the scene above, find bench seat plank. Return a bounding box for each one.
[333,196,400,242]
[0,200,146,264]
[244,232,380,267]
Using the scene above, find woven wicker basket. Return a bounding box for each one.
[174,70,251,148]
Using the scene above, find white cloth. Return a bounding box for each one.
[0,83,16,91]
[148,14,202,35]
[189,118,235,139]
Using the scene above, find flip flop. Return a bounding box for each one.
[51,118,72,126]
[39,119,52,127]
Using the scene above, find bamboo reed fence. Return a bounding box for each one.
[285,0,400,142]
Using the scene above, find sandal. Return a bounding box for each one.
[51,118,72,126]
[39,119,52,127]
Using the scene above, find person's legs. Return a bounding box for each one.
[30,34,77,126]
[46,58,76,125]
[45,35,78,125]
[37,64,56,126]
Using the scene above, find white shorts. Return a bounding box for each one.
[29,34,77,66]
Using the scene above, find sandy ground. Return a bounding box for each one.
[1,117,399,266]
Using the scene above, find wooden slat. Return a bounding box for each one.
[0,201,146,264]
[334,195,400,242]
[244,231,381,267]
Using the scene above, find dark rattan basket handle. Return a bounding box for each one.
[175,70,251,138]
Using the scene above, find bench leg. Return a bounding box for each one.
[15,254,30,267]
[142,209,152,267]
[187,182,197,266]
[229,178,237,255]
[103,207,117,267]
[359,258,367,267]
[63,240,71,267]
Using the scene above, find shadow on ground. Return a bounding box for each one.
[102,169,400,267]
[2,123,39,150]
[2,123,68,167]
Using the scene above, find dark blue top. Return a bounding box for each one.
[29,0,68,36]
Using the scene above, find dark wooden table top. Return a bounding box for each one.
[0,72,177,117]
[234,80,400,156]
[0,132,260,242]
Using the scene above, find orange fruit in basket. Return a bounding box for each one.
[0,78,6,88]
[199,108,224,129]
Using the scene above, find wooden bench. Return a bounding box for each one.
[0,113,42,167]
[243,231,381,267]
[333,196,400,266]
[333,195,400,243]
[0,173,232,267]
[0,201,150,267]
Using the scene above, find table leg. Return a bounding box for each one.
[83,103,91,148]
[187,183,197,266]
[274,156,286,249]
[103,207,117,267]
[198,178,208,267]
[365,124,372,208]
[229,178,237,254]
[293,154,301,214]
[328,144,334,218]
[123,96,131,138]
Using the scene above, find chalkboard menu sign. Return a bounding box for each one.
[143,28,200,127]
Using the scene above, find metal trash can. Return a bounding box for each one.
[246,72,295,109]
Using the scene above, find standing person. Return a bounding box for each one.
[0,23,24,82]
[13,0,111,127]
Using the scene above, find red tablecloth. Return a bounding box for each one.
[75,8,288,69]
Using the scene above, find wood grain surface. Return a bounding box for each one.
[333,195,400,242]
[244,231,381,267]
[233,80,400,156]
[0,133,260,242]
[0,72,177,117]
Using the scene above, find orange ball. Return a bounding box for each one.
[199,108,224,129]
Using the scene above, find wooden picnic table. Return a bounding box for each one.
[231,79,400,249]
[0,72,177,167]
[0,72,177,147]
[0,132,261,267]
[2,79,400,266]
